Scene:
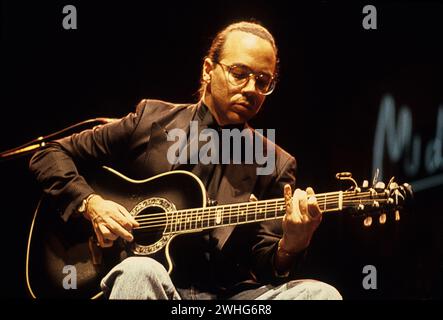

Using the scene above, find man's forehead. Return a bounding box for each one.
[222,31,276,70]
[223,31,272,53]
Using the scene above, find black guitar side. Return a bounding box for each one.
[26,167,207,299]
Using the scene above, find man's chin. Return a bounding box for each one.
[225,111,248,125]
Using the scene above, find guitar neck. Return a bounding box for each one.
[165,191,345,234]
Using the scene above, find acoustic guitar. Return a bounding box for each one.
[26,166,412,298]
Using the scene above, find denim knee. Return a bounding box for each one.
[286,280,342,300]
[117,256,169,281]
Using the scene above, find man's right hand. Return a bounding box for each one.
[82,195,140,247]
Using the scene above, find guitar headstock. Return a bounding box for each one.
[336,170,413,227]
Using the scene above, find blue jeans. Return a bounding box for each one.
[101,256,342,300]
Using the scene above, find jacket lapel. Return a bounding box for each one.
[144,104,198,174]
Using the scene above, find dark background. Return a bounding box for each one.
[1,1,442,299]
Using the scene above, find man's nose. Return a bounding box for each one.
[241,75,258,93]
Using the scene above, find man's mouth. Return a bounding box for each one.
[235,102,251,110]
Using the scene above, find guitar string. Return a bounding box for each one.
[133,191,380,219]
[134,202,392,232]
[134,198,389,225]
[134,197,391,224]
[133,192,389,221]
[134,199,390,230]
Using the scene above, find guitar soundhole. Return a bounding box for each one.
[133,206,167,246]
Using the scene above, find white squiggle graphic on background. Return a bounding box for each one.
[372,94,443,191]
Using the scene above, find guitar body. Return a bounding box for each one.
[26,167,207,299]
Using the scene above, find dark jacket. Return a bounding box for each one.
[29,99,298,295]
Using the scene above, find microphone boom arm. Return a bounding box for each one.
[0,117,117,162]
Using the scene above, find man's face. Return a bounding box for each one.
[203,31,276,126]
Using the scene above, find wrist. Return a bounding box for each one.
[277,238,299,257]
[78,193,99,215]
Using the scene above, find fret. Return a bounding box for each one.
[184,210,189,231]
[194,209,199,229]
[338,191,343,210]
[222,206,230,225]
[175,210,181,232]
[246,202,255,222]
[174,212,179,232]
[210,207,217,227]
[200,208,207,229]
[231,205,239,224]
[179,210,185,231]
[180,211,189,231]
[197,209,203,229]
[274,200,278,218]
[191,209,196,230]
[255,201,268,220]
[165,212,171,233]
[196,209,201,230]
[238,204,246,223]
[189,210,193,231]
[206,208,211,228]
[206,208,212,228]
[215,207,223,226]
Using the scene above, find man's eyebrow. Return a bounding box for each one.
[231,63,273,77]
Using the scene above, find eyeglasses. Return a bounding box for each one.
[217,62,276,96]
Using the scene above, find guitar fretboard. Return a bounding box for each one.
[165,191,346,234]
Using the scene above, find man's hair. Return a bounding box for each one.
[198,21,279,100]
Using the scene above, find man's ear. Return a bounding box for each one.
[202,58,214,83]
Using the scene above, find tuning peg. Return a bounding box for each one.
[395,210,401,221]
[363,216,373,227]
[389,181,398,190]
[379,212,387,224]
[374,181,386,191]
[362,180,369,188]
[336,172,358,189]
[372,168,380,187]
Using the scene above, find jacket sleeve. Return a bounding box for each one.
[250,155,305,283]
[29,100,148,221]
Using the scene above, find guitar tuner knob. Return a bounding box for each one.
[375,181,386,191]
[389,181,399,190]
[335,172,358,189]
[363,216,373,227]
[379,213,387,224]
[336,172,352,179]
